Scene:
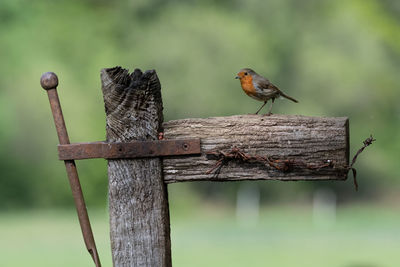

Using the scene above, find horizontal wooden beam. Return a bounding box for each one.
[162,114,349,183]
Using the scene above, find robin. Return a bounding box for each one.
[235,68,298,115]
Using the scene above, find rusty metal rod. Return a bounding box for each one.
[40,72,101,267]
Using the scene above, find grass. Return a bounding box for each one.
[0,204,399,267]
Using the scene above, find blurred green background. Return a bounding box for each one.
[1,0,399,266]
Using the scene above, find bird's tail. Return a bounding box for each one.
[280,92,298,103]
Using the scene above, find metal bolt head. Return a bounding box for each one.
[40,72,58,90]
[182,143,189,151]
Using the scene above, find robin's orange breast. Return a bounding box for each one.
[240,75,258,97]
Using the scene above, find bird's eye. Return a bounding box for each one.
[244,72,248,76]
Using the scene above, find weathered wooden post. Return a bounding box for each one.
[101,67,171,266]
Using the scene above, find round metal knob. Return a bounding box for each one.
[40,72,58,90]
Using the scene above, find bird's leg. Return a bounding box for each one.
[265,98,275,116]
[255,101,267,115]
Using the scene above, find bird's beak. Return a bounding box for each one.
[235,76,239,79]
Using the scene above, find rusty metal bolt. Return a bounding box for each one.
[40,72,58,90]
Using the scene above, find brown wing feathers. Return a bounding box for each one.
[253,74,298,103]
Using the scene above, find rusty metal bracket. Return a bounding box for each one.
[58,139,201,160]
